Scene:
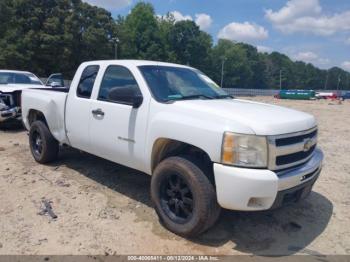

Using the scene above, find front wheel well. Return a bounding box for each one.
[151,138,215,185]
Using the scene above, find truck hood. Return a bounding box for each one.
[173,99,317,135]
[0,84,45,93]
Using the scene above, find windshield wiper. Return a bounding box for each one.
[181,94,215,100]
[215,94,234,99]
[163,94,216,103]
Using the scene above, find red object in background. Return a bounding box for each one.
[328,93,338,99]
[316,92,338,100]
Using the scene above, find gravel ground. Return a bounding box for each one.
[0,97,349,256]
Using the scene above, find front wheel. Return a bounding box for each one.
[29,121,59,164]
[151,156,221,237]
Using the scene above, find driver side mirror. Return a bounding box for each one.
[49,82,62,88]
[107,85,143,108]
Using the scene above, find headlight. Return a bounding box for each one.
[221,132,268,168]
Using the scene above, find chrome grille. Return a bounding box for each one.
[268,127,318,171]
[0,93,14,107]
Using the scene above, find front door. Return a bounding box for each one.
[88,65,148,171]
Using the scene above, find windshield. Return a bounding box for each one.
[138,65,231,102]
[0,72,43,85]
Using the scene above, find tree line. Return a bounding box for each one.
[0,0,349,90]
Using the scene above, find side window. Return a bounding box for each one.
[77,65,99,98]
[98,65,141,104]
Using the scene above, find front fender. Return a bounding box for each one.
[145,111,225,174]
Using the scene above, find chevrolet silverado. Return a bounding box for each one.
[21,60,323,237]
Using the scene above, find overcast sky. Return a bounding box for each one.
[83,0,350,72]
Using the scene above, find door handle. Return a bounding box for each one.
[92,109,105,116]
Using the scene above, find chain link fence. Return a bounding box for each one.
[223,88,348,97]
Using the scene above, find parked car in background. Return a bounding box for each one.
[45,73,66,88]
[22,60,323,237]
[341,92,350,101]
[0,70,46,122]
[0,70,64,123]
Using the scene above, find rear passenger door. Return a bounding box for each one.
[66,65,100,153]
[88,65,148,171]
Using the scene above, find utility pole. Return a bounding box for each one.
[279,69,282,90]
[324,70,329,90]
[337,75,341,96]
[112,37,120,59]
[220,57,226,88]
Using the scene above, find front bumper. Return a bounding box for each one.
[0,107,19,122]
[213,148,323,211]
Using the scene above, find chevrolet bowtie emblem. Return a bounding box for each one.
[303,138,313,152]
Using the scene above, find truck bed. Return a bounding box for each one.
[21,88,69,144]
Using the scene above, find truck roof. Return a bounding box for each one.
[80,60,193,69]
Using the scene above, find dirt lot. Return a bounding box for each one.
[0,97,349,256]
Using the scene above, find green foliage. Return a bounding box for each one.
[167,21,212,69]
[0,0,115,78]
[210,40,256,88]
[0,1,349,90]
[119,3,164,60]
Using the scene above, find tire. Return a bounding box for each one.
[151,156,221,237]
[29,121,59,164]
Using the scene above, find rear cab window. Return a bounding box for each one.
[77,65,100,99]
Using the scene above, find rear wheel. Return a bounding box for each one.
[151,156,221,237]
[29,121,59,163]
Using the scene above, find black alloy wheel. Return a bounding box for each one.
[159,173,194,224]
[29,121,59,164]
[151,156,221,237]
[31,130,43,158]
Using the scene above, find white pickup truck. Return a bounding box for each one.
[22,60,323,237]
